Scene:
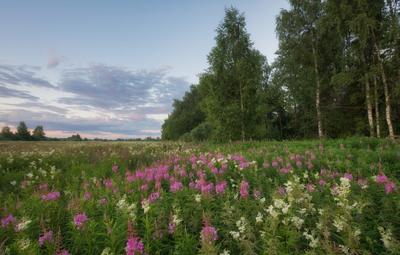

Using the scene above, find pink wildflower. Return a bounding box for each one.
[1,214,16,228]
[240,180,249,198]
[83,192,91,200]
[215,181,227,194]
[385,181,396,194]
[376,174,388,184]
[168,221,176,234]
[57,250,70,255]
[73,213,88,230]
[278,186,286,196]
[344,173,353,181]
[112,164,119,173]
[41,191,60,201]
[306,183,315,193]
[103,179,113,189]
[125,237,144,255]
[201,224,218,244]
[39,230,53,246]
[170,181,183,192]
[148,192,160,203]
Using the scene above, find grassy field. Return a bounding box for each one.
[0,138,399,254]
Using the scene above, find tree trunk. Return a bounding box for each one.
[312,43,324,139]
[373,76,381,138]
[365,77,375,137]
[239,81,245,142]
[374,41,395,140]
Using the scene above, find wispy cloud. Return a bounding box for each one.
[0,64,55,88]
[0,63,189,138]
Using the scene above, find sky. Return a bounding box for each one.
[0,0,289,139]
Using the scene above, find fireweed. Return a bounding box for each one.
[0,139,398,254]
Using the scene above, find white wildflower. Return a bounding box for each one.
[256,212,263,223]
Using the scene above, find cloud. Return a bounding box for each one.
[57,65,189,110]
[0,108,163,137]
[0,64,55,88]
[0,64,190,138]
[0,86,39,100]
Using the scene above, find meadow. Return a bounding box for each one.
[0,138,399,254]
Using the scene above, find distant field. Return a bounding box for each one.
[0,138,399,254]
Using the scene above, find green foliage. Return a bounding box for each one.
[0,126,15,140]
[32,126,46,141]
[16,121,31,141]
[161,85,206,140]
[0,139,399,254]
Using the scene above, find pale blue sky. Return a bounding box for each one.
[0,1,289,138]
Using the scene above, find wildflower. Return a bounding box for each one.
[303,230,319,248]
[141,199,150,214]
[201,183,214,194]
[1,214,16,229]
[344,173,353,181]
[125,236,144,255]
[39,230,53,246]
[101,247,114,255]
[376,174,388,184]
[170,181,183,192]
[378,226,395,250]
[278,186,286,196]
[240,180,249,198]
[148,192,160,203]
[17,238,31,250]
[201,224,218,244]
[168,221,176,234]
[83,191,91,200]
[229,231,240,240]
[98,197,108,205]
[357,178,368,189]
[104,179,113,189]
[291,216,304,229]
[41,191,60,201]
[256,212,263,223]
[195,194,202,203]
[318,179,326,186]
[306,183,315,193]
[73,213,88,230]
[220,249,230,255]
[57,250,70,255]
[215,181,227,194]
[15,217,31,231]
[384,181,396,194]
[112,164,119,173]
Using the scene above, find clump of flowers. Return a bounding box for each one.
[15,217,32,231]
[201,223,218,244]
[125,236,144,255]
[73,213,88,230]
[39,230,53,246]
[41,191,60,201]
[375,173,396,194]
[215,181,227,194]
[240,180,249,198]
[1,214,16,229]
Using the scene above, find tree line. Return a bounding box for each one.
[0,121,84,141]
[162,2,400,142]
